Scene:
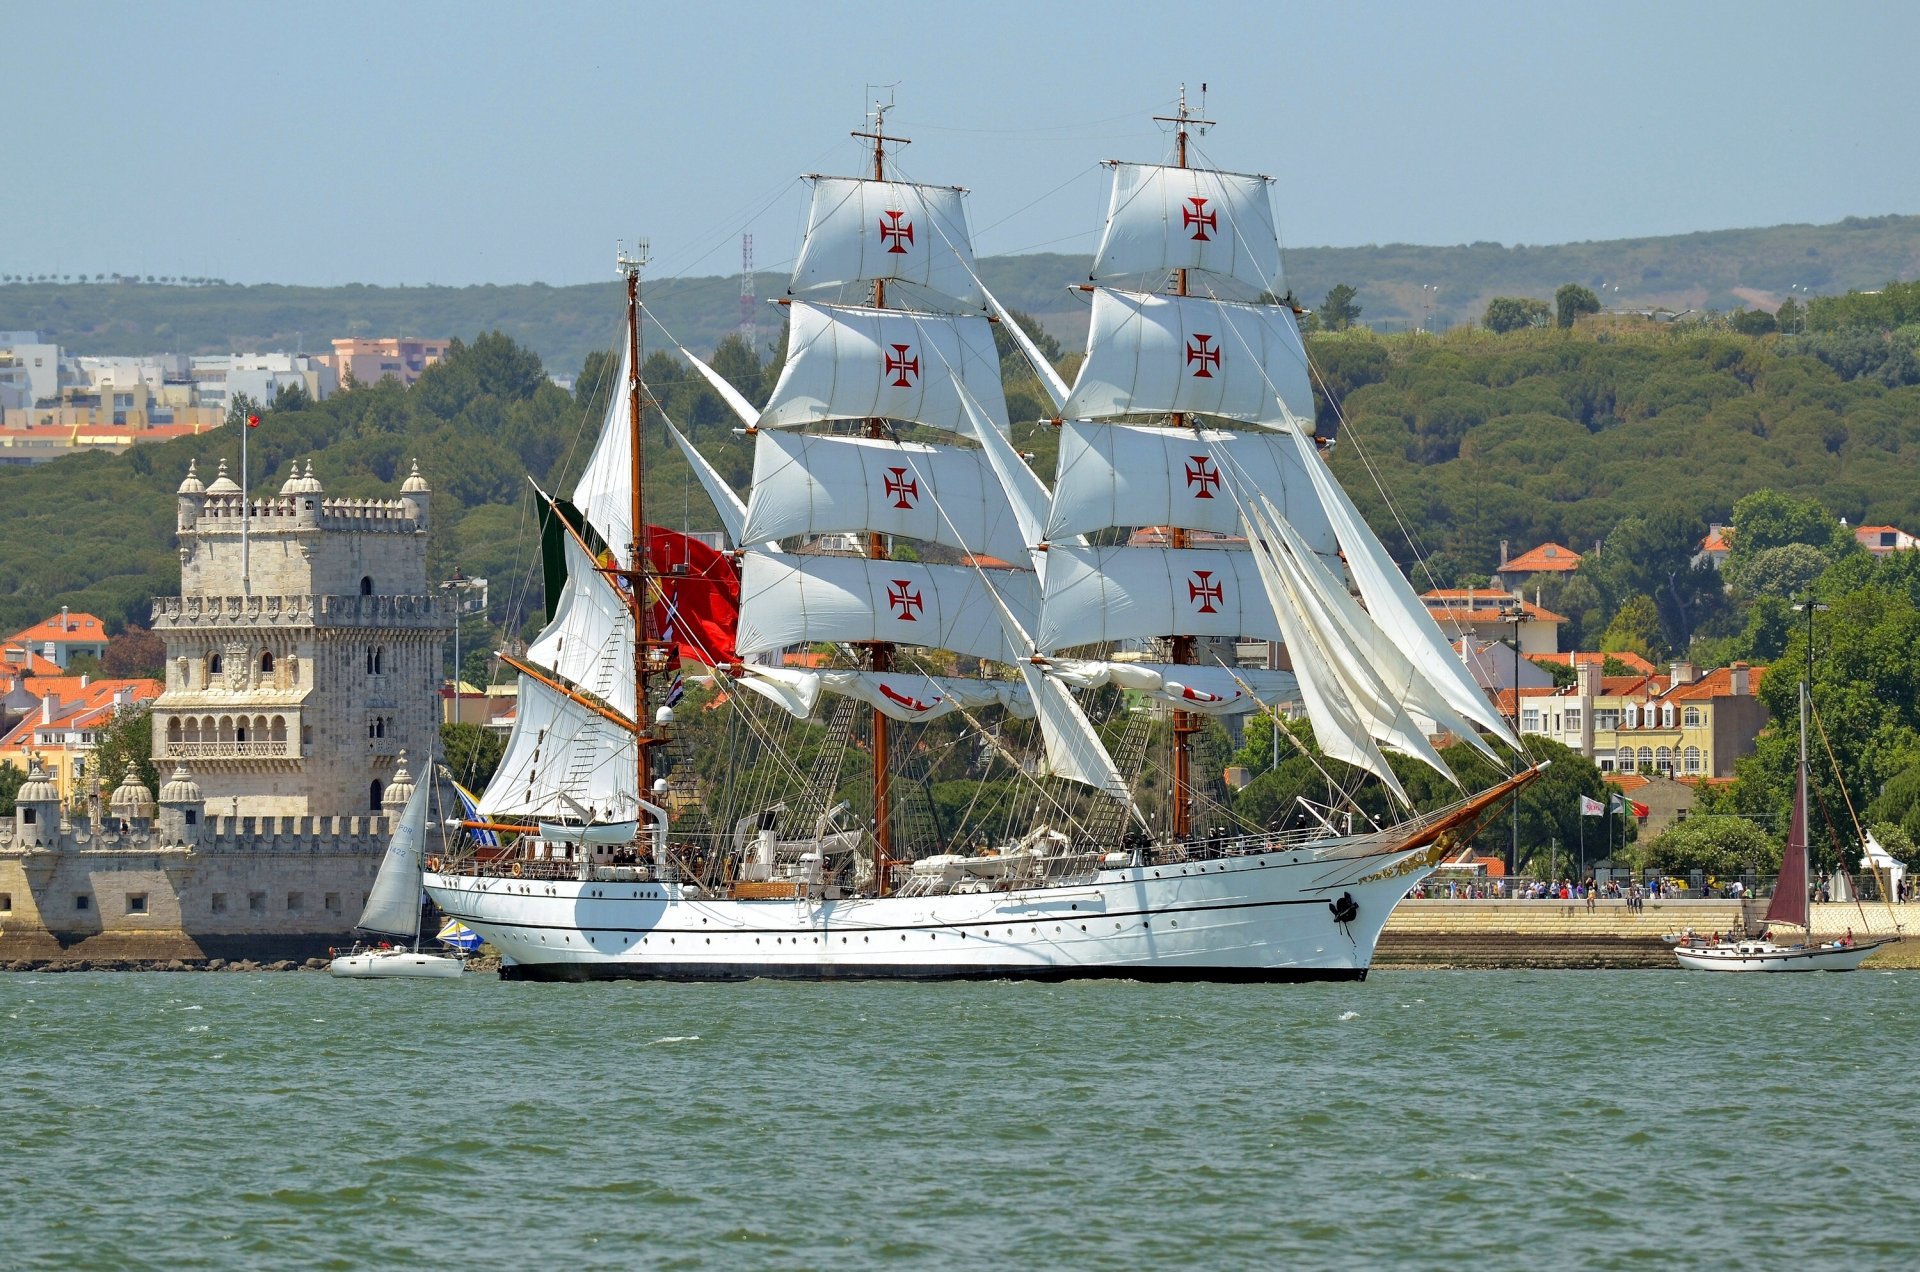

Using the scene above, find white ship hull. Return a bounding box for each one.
[424,845,1431,983]
[328,948,465,979]
[1673,939,1881,973]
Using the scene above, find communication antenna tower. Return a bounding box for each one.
[738,233,755,344]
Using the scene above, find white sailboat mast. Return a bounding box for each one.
[851,100,911,894]
[1155,85,1215,844]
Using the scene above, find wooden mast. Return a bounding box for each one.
[1154,86,1214,846]
[852,101,909,896]
[617,244,663,819]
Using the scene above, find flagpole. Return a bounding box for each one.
[240,408,250,596]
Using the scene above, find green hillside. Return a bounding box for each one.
[5,214,1918,373]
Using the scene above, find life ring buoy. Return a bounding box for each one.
[427,856,442,873]
[511,861,524,878]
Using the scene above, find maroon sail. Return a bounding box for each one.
[1766,758,1810,930]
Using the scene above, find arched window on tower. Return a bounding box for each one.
[369,780,383,811]
[366,646,385,676]
[360,575,373,596]
[208,652,223,677]
[260,651,275,675]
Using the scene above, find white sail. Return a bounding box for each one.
[1036,544,1279,653]
[1046,659,1296,718]
[526,534,636,719]
[573,339,634,553]
[1243,494,1464,792]
[757,302,1008,436]
[665,419,760,549]
[741,431,1029,563]
[1283,425,1521,751]
[739,665,1033,723]
[357,772,429,937]
[477,675,637,822]
[672,342,760,429]
[736,552,1037,665]
[1060,289,1315,431]
[1091,162,1282,298]
[1019,661,1134,803]
[1239,498,1411,805]
[790,176,986,311]
[1046,420,1334,550]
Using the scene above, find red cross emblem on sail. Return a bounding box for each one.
[879,209,915,254]
[1183,196,1217,242]
[885,343,920,388]
[1186,333,1220,379]
[883,466,919,509]
[887,579,925,621]
[1188,570,1224,615]
[1185,455,1221,499]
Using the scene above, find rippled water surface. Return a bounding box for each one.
[4,969,1916,1270]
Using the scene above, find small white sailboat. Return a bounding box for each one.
[1676,683,1885,972]
[331,753,465,979]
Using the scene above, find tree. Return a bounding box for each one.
[91,704,160,797]
[1637,816,1778,878]
[1730,308,1778,336]
[226,391,262,429]
[1775,296,1805,334]
[1725,490,1857,580]
[442,721,506,790]
[1483,296,1550,333]
[103,625,166,678]
[1555,283,1600,328]
[271,381,312,413]
[1320,284,1362,332]
[0,760,22,817]
[1735,542,1830,600]
[1600,594,1665,661]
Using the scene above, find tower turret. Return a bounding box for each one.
[14,756,61,847]
[400,459,430,530]
[176,459,206,531]
[156,763,205,847]
[110,768,156,831]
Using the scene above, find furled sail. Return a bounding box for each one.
[1091,162,1282,298]
[741,431,1029,562]
[738,665,1033,722]
[527,534,636,719]
[1045,659,1296,718]
[757,302,1008,435]
[1019,661,1134,803]
[477,676,637,821]
[735,552,1037,665]
[1046,420,1334,550]
[1060,289,1314,430]
[1036,544,1279,653]
[790,176,986,311]
[357,771,429,937]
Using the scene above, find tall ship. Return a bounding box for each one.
[423,92,1541,981]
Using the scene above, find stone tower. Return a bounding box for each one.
[148,457,451,818]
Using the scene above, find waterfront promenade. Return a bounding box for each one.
[1377,898,1920,968]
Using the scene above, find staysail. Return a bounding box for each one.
[357,761,430,937]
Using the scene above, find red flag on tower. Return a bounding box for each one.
[246,413,261,429]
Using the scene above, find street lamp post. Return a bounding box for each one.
[440,573,489,726]
[1502,599,1524,876]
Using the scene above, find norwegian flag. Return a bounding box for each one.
[664,674,685,707]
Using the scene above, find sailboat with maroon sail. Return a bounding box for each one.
[421,91,1544,982]
[1676,681,1883,972]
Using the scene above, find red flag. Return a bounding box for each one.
[646,527,739,666]
[246,413,260,429]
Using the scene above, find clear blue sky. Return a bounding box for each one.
[7,0,1917,287]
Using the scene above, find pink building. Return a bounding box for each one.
[323,337,450,388]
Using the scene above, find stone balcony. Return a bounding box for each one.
[161,740,302,761]
[151,593,448,631]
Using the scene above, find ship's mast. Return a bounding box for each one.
[618,242,661,808]
[1153,85,1214,846]
[852,99,909,895]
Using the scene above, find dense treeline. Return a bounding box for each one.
[8,213,1920,369]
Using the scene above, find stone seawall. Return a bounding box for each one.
[1377,899,1920,969]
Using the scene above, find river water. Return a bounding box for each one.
[4,969,1915,1270]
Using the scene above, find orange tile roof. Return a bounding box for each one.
[1700,529,1731,553]
[1,646,62,678]
[1423,602,1567,625]
[1854,524,1903,535]
[0,678,162,753]
[1497,542,1583,574]
[1530,650,1657,675]
[958,553,1017,569]
[1606,773,1652,793]
[7,612,109,645]
[1661,664,1767,701]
